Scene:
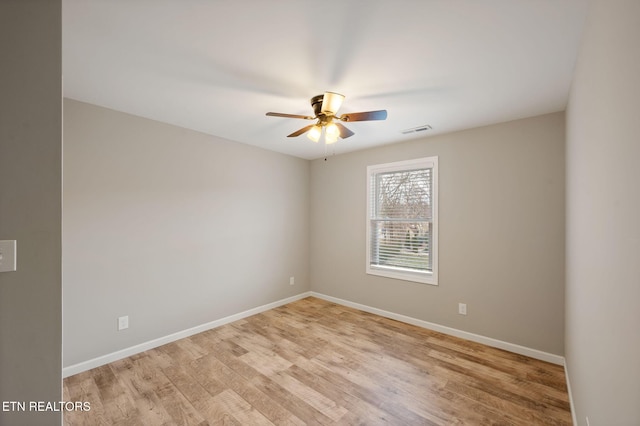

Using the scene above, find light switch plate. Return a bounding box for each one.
[0,240,17,272]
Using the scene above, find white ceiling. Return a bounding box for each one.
[62,0,589,160]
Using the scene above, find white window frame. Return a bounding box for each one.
[366,157,438,285]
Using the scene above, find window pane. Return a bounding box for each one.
[375,169,432,220]
[370,168,433,272]
[370,220,431,271]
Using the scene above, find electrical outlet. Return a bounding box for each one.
[458,303,467,315]
[289,276,295,286]
[0,240,17,273]
[118,316,129,331]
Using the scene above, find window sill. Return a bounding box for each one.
[367,265,438,286]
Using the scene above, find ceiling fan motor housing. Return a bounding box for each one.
[311,94,325,117]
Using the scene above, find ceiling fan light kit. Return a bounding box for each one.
[325,122,339,139]
[320,92,345,115]
[307,124,322,142]
[266,91,387,145]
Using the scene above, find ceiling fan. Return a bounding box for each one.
[266,92,387,144]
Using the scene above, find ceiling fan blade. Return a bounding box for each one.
[266,112,315,120]
[335,122,355,139]
[287,125,315,137]
[338,110,387,122]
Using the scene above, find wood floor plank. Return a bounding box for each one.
[64,371,111,426]
[270,370,348,421]
[287,361,440,426]
[306,350,448,425]
[91,365,140,425]
[427,346,570,407]
[212,389,274,426]
[162,364,219,415]
[64,297,572,425]
[191,353,305,425]
[110,357,182,426]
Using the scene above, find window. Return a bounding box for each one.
[366,157,438,285]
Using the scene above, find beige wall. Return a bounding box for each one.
[0,1,62,425]
[565,0,640,423]
[310,113,566,355]
[63,99,309,366]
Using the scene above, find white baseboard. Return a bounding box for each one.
[64,290,565,378]
[564,362,578,425]
[310,291,566,366]
[63,292,312,378]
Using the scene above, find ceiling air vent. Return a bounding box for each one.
[401,124,432,135]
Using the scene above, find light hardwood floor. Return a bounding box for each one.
[63,297,572,425]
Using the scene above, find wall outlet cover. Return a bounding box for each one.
[118,316,129,331]
[458,303,467,315]
[0,240,17,272]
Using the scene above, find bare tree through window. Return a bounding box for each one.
[371,168,433,272]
